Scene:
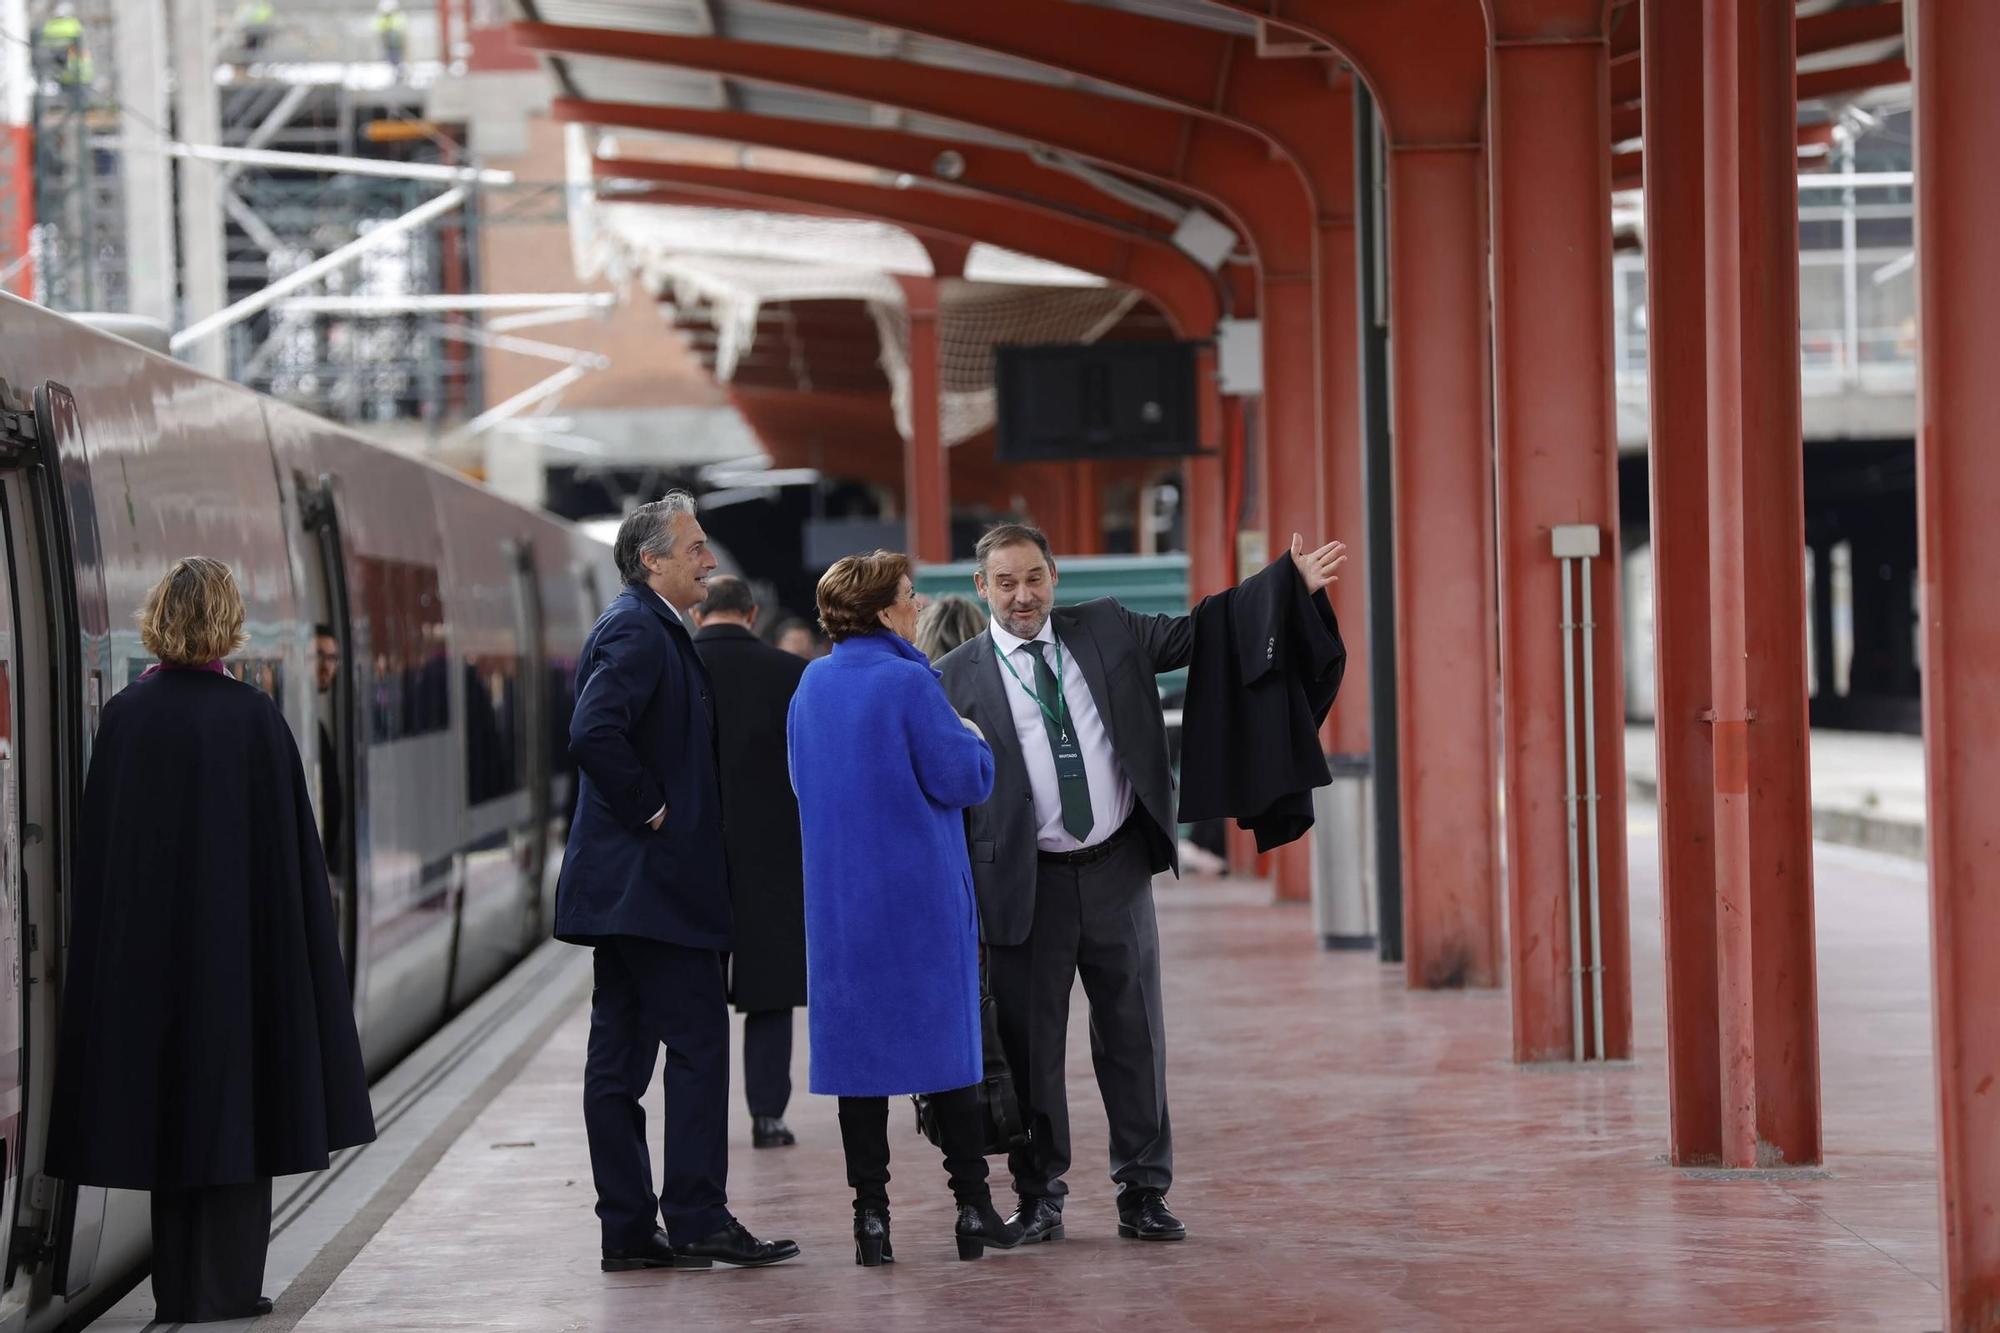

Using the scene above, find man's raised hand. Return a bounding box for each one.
[1289,534,1348,594]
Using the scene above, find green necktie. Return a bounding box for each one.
[1023,643,1095,842]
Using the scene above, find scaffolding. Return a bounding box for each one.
[3,0,577,434]
[25,0,124,313]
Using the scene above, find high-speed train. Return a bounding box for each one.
[0,294,615,1329]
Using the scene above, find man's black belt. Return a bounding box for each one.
[1036,814,1142,867]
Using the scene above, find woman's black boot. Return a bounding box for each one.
[954,1197,1024,1261]
[854,1207,894,1267]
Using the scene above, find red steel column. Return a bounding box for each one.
[896,274,950,564]
[1320,85,1371,762]
[1488,17,1633,1062]
[1070,461,1104,556]
[1188,347,1229,601]
[1915,1,2000,1324]
[1642,0,1723,1164]
[1703,0,1820,1168]
[1390,145,1502,988]
[1264,270,1321,902]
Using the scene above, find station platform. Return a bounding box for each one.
[100,812,1941,1331]
[1627,724,1927,859]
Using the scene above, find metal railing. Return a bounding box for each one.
[1612,173,1916,392]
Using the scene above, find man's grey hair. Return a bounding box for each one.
[614,491,698,585]
[974,522,1054,574]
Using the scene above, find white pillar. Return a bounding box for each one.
[171,0,226,375]
[117,0,176,324]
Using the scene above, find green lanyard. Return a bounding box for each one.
[997,637,1075,741]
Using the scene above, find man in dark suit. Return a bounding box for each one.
[556,493,799,1272]
[691,575,809,1150]
[937,522,1345,1246]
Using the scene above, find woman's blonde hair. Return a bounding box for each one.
[912,593,986,662]
[138,556,249,666]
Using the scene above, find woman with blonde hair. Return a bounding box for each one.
[45,556,374,1323]
[787,551,1024,1266]
[912,592,987,663]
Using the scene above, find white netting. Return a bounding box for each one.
[869,281,1142,446]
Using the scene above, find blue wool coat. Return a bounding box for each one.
[788,631,995,1097]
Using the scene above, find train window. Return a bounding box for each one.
[353,556,449,742]
[463,654,522,804]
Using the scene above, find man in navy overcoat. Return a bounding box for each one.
[556,492,799,1271]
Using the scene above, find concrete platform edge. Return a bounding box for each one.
[1626,774,1927,860]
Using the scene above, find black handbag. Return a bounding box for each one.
[913,949,1029,1156]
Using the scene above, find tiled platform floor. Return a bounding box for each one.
[291,820,1942,1331]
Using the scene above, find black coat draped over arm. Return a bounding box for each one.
[1177,556,1347,851]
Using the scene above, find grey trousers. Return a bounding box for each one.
[988,826,1172,1204]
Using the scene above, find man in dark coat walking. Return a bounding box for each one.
[692,575,809,1149]
[556,494,798,1272]
[937,523,1345,1248]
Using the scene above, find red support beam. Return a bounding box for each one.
[1485,4,1633,1062]
[1611,1,1907,105]
[1915,1,2000,1325]
[1612,54,1911,142]
[897,273,949,563]
[591,159,1220,340]
[1703,0,1820,1169]
[1208,0,1502,987]
[1641,0,1723,1167]
[553,98,1180,244]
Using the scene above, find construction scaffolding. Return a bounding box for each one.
[0,0,572,434]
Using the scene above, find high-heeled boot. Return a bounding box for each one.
[954,1196,1025,1261]
[854,1207,894,1267]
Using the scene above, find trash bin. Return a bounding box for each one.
[1311,753,1376,950]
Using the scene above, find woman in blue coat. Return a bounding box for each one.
[788,550,1025,1267]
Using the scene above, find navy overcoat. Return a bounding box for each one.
[788,631,994,1097]
[555,585,731,950]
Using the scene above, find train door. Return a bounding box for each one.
[298,475,360,987]
[0,405,32,1306]
[0,383,103,1301]
[508,541,550,944]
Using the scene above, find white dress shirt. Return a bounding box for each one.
[988,616,1135,852]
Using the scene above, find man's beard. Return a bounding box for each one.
[1001,607,1049,636]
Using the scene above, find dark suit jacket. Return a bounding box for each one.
[555,585,731,950]
[1177,557,1345,849]
[937,599,1191,948]
[692,623,809,1012]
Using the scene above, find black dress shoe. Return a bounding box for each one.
[1007,1195,1065,1245]
[601,1227,677,1272]
[673,1219,801,1269]
[1116,1190,1186,1242]
[853,1207,894,1267]
[955,1197,1025,1261]
[752,1116,797,1149]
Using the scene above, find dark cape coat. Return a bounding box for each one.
[692,623,808,1014]
[45,667,376,1190]
[788,632,994,1097]
[1177,557,1347,850]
